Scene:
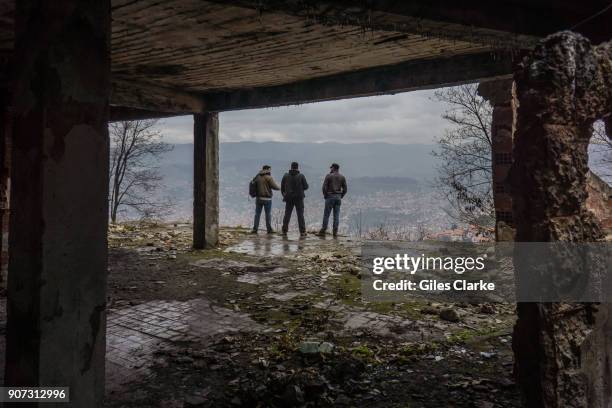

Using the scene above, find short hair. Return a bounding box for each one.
[262,165,271,170]
[291,162,299,169]
[330,163,340,170]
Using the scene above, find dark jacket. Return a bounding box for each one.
[281,169,309,201]
[322,171,347,199]
[255,169,280,199]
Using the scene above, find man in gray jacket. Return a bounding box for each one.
[318,163,347,237]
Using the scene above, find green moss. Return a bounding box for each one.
[367,302,395,314]
[331,274,361,306]
[268,330,299,359]
[447,329,478,343]
[447,326,511,347]
[351,345,374,358]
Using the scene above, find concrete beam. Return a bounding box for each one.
[109,106,184,122]
[206,51,515,111]
[193,112,219,249]
[213,0,611,46]
[5,1,109,405]
[111,77,206,114]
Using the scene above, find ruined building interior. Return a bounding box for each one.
[0,1,611,407]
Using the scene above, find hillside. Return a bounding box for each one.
[152,142,448,234]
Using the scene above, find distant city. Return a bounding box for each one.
[131,140,610,242]
[152,141,463,238]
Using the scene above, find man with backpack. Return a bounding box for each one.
[318,163,347,237]
[250,165,280,234]
[281,162,309,237]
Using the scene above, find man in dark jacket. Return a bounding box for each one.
[251,165,280,234]
[281,162,309,237]
[318,163,347,237]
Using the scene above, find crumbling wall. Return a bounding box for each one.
[586,171,612,235]
[0,96,10,288]
[511,31,612,407]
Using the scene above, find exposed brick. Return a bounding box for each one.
[478,79,516,240]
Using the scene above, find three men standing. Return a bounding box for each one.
[251,165,280,234]
[250,162,347,237]
[281,162,309,237]
[318,163,347,237]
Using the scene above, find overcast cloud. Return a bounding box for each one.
[157,89,450,145]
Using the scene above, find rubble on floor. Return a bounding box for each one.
[105,222,519,408]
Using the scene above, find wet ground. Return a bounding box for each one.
[103,222,520,407]
[0,222,521,407]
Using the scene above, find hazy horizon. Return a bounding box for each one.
[170,140,437,146]
[155,89,448,145]
[144,141,451,234]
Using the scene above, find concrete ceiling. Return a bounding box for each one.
[111,0,494,92]
[1,0,611,115]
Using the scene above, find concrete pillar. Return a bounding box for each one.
[5,2,110,407]
[511,32,612,407]
[193,112,219,249]
[477,78,516,241]
[0,90,11,288]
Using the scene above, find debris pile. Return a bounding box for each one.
[105,223,519,407]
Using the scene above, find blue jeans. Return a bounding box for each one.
[322,197,341,232]
[253,199,273,232]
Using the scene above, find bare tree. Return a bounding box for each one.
[109,120,174,223]
[350,208,365,239]
[590,120,612,182]
[367,223,390,241]
[415,223,429,241]
[431,84,494,232]
[432,87,609,236]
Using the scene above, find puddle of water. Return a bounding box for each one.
[225,232,361,258]
[225,235,307,256]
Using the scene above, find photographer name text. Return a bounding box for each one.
[372,279,495,291]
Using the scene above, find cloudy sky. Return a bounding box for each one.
[157,88,451,145]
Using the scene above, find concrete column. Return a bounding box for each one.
[193,112,219,249]
[0,91,11,288]
[5,2,110,407]
[511,32,612,407]
[477,79,516,241]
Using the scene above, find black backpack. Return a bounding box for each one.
[249,175,259,198]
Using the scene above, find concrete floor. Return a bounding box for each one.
[105,298,264,394]
[0,227,520,407]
